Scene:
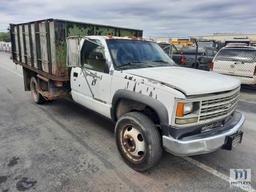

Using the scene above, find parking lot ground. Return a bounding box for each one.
[0,52,255,192]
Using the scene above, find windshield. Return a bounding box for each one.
[215,48,256,63]
[106,39,176,70]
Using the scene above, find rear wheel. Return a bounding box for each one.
[30,77,45,104]
[115,112,162,172]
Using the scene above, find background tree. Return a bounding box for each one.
[0,32,10,42]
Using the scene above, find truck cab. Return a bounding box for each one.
[64,36,245,171]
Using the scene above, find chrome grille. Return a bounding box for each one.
[199,88,240,122]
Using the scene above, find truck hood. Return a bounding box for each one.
[125,66,240,96]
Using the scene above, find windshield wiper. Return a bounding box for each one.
[152,60,169,63]
[115,61,144,69]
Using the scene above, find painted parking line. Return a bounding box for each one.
[182,157,255,192]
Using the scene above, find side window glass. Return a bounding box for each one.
[172,45,179,54]
[81,40,108,73]
[163,46,171,55]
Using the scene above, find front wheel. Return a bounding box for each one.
[115,112,162,172]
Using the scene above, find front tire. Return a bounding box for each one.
[30,77,45,104]
[115,112,162,172]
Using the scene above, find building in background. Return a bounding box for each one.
[150,33,256,45]
[147,36,170,43]
[190,33,256,43]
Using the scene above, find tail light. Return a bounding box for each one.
[208,62,214,71]
[254,66,256,76]
[180,56,185,65]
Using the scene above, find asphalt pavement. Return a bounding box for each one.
[0,52,255,192]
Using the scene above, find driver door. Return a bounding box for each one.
[71,39,112,117]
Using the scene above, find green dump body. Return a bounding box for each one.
[10,18,143,81]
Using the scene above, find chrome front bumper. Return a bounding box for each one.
[162,112,245,156]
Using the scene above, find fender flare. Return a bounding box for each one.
[111,89,170,135]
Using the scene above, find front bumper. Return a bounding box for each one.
[162,111,245,156]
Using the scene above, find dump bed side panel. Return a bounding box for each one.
[31,23,37,68]
[10,19,143,81]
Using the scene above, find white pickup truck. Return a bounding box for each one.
[10,20,245,171]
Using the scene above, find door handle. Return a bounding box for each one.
[73,72,78,77]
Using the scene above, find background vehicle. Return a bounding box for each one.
[211,45,256,86]
[10,19,245,171]
[159,39,217,70]
[224,40,250,47]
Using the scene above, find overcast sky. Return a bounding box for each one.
[0,0,255,37]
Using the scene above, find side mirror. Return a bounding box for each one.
[95,52,105,60]
[89,52,106,61]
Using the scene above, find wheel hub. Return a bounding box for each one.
[121,126,145,161]
[124,135,136,152]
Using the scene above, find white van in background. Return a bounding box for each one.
[210,46,256,86]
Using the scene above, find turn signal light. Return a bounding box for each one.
[176,102,184,117]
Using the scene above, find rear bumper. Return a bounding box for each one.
[162,111,245,156]
[217,74,256,85]
[237,76,256,85]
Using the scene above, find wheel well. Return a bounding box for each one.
[22,67,36,91]
[23,68,49,92]
[115,99,160,125]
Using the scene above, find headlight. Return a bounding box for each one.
[184,103,193,115]
[175,101,200,125]
[176,102,199,117]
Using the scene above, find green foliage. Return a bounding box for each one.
[56,43,67,66]
[68,26,90,37]
[0,32,10,42]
